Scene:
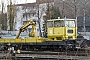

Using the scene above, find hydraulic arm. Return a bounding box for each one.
[16,20,36,39]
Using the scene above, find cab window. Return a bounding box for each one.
[47,21,53,27]
[65,20,75,27]
[54,20,60,27]
[54,20,65,27]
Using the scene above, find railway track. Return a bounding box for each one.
[0,48,90,60]
[0,54,90,60]
[16,48,90,56]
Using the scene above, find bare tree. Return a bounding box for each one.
[1,1,7,30]
[7,0,17,31]
[54,0,90,18]
[37,0,47,37]
[79,0,90,16]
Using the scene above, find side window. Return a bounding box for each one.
[67,30,73,33]
[61,20,65,27]
[65,20,75,27]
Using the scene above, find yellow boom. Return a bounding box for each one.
[16,20,36,39]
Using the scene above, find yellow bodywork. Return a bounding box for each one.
[48,27,77,40]
[0,37,46,43]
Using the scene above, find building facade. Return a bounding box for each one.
[77,16,90,32]
[7,2,51,36]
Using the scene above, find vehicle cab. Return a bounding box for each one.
[47,18,77,41]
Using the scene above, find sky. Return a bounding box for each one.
[16,0,36,4]
[0,0,36,12]
[0,0,36,4]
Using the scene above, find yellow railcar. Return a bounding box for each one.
[0,19,77,51]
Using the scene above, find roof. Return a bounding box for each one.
[15,3,36,7]
[47,18,76,21]
[36,0,54,3]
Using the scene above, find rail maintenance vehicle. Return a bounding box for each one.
[0,18,81,51]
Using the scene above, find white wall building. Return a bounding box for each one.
[7,0,54,36]
[7,3,48,36]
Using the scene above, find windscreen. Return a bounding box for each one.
[54,20,65,27]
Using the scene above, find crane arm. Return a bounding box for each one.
[16,20,36,39]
